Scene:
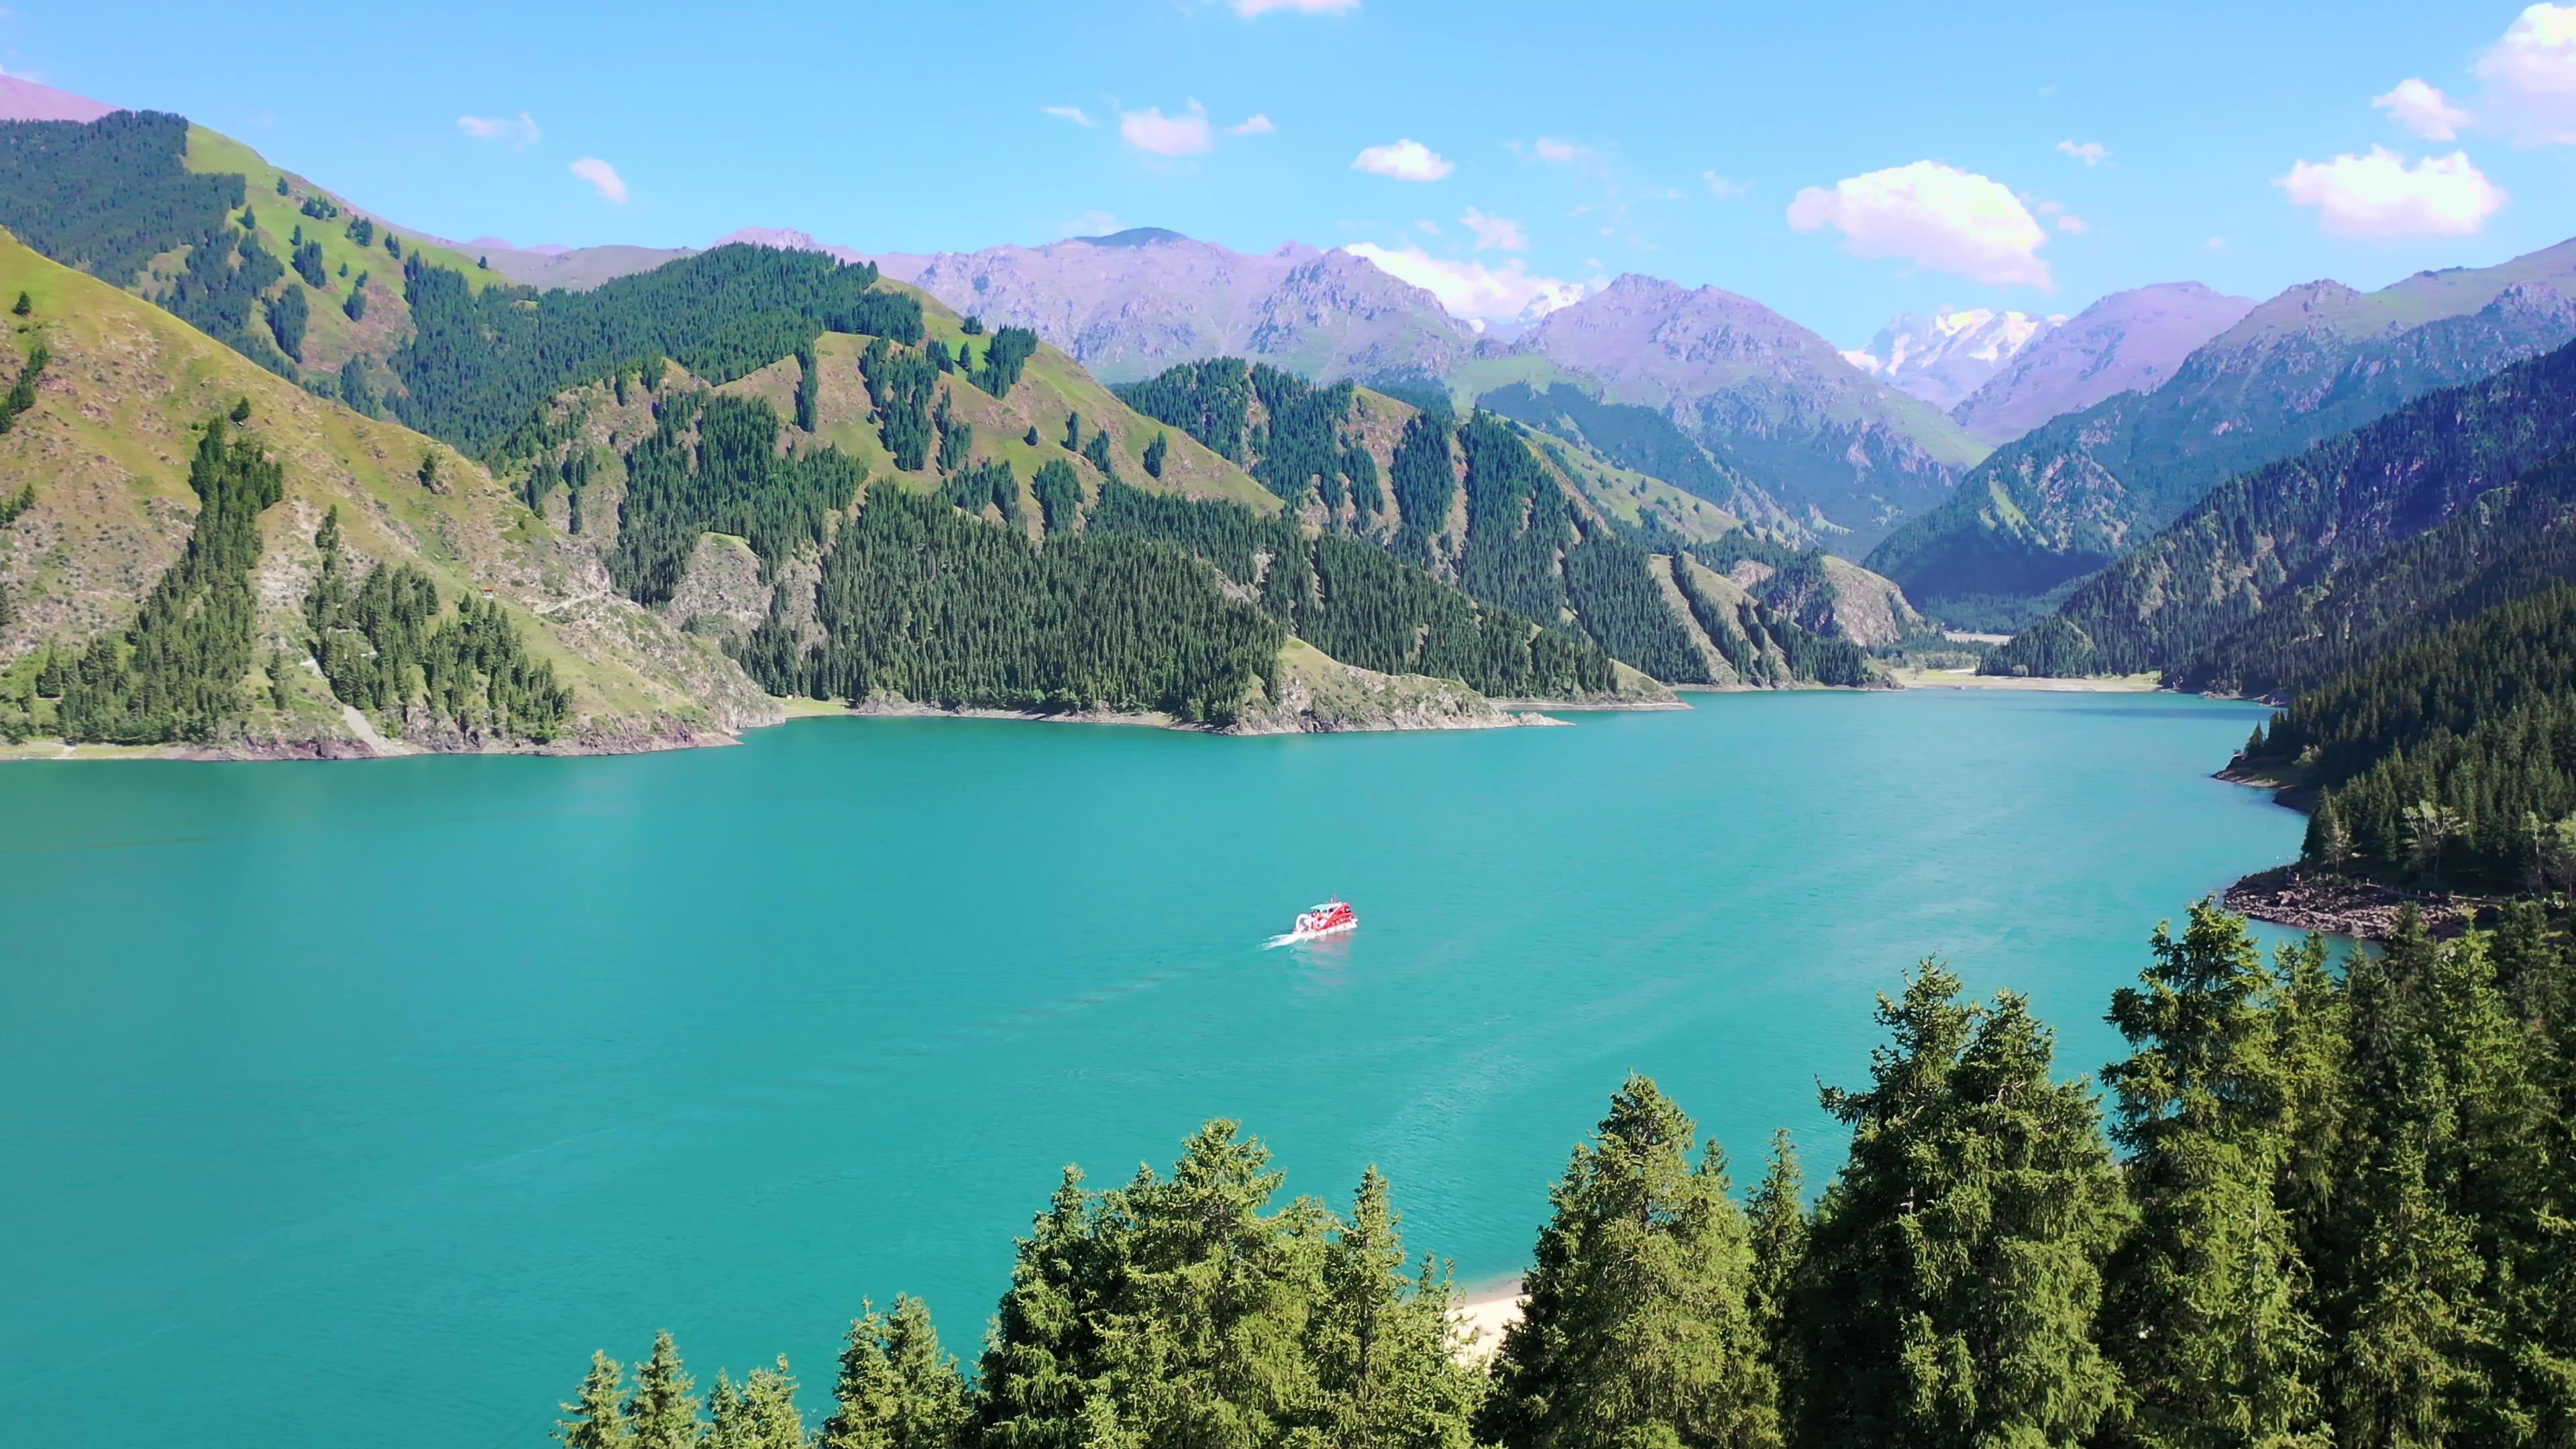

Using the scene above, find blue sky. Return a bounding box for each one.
[15,0,2576,345]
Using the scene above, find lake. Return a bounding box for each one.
[0,690,2300,1447]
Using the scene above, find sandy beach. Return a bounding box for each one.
[1452,1279,1525,1364]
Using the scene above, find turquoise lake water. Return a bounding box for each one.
[0,691,2301,1447]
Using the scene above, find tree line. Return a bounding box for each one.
[1087,480,1617,700]
[738,485,1284,725]
[557,897,2576,1448]
[52,414,281,742]
[608,392,867,606]
[2245,586,2576,889]
[303,506,571,742]
[392,244,922,451]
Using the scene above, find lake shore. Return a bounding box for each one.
[1888,667,2162,692]
[1452,1278,1525,1364]
[2223,864,2488,940]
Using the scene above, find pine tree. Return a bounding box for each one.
[821,1297,968,1449]
[1143,432,1169,480]
[1481,1074,1780,1449]
[710,1358,809,1449]
[2098,902,2324,1448]
[558,1351,634,1449]
[9,290,27,317]
[975,1167,1102,1448]
[1792,965,2127,1449]
[1311,1167,1481,1448]
[625,1332,702,1449]
[1063,411,1081,451]
[1743,1128,1806,1396]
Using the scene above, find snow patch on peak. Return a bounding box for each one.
[1846,308,2056,409]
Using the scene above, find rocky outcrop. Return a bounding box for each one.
[1229,639,1547,733]
[660,533,769,643]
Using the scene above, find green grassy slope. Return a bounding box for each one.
[0,229,774,753]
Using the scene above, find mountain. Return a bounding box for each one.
[1114,356,1893,687]
[2174,445,2576,700]
[509,299,1671,716]
[1980,336,2576,682]
[1501,274,1991,556]
[867,229,1476,386]
[1866,243,2576,621]
[468,240,691,291]
[0,227,775,753]
[0,76,115,123]
[1843,309,2055,413]
[1947,282,2254,445]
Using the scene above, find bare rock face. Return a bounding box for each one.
[660,533,769,644]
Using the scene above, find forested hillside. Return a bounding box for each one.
[1984,337,2576,680]
[2242,587,2576,889]
[1118,356,1886,689]
[557,898,2576,1449]
[0,110,498,400]
[1870,248,2576,621]
[492,302,1678,722]
[2176,445,2576,698]
[0,230,773,753]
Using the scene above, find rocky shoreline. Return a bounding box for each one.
[2222,865,2486,940]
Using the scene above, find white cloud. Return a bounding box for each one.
[2475,3,2576,146]
[1120,103,1214,158]
[2055,213,2090,234]
[1700,171,1751,201]
[458,111,540,148]
[570,157,629,205]
[2206,236,2228,251]
[1414,218,1442,235]
[1525,137,1589,165]
[1234,0,1358,15]
[1059,209,1120,239]
[2276,146,2507,237]
[2373,78,2469,142]
[1786,160,2053,289]
[1042,105,1095,127]
[1343,243,1586,323]
[1458,207,1527,251]
[2054,139,2109,166]
[1352,138,1452,182]
[1228,113,1275,136]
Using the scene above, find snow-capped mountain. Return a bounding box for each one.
[1843,309,2058,412]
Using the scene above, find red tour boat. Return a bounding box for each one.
[1287,898,1358,941]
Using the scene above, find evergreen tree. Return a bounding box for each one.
[1142,431,1168,480]
[625,1331,702,1449]
[1311,1167,1483,1448]
[10,290,27,316]
[709,1358,808,1449]
[820,1296,968,1449]
[1063,411,1081,451]
[2098,902,2324,1448]
[1791,965,2127,1449]
[794,341,821,431]
[1481,1075,1780,1449]
[1743,1130,1805,1368]
[558,1351,633,1449]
